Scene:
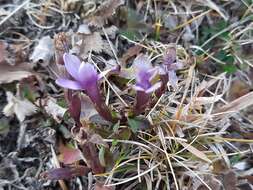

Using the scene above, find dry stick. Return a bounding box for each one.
[172,156,212,190]
[0,0,30,26]
[157,126,179,190]
[102,26,120,65]
[170,10,211,32]
[146,94,164,119]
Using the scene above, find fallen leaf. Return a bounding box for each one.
[102,25,118,38]
[119,45,142,66]
[82,142,104,174]
[3,91,37,122]
[87,0,124,27]
[179,141,212,163]
[0,63,33,84]
[71,31,106,58]
[221,170,238,190]
[228,80,251,101]
[59,144,82,165]
[95,182,113,190]
[214,91,253,116]
[44,97,67,123]
[0,41,7,64]
[83,32,104,56]
[40,166,90,180]
[30,36,54,65]
[193,95,223,106]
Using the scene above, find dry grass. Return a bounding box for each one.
[0,0,253,190]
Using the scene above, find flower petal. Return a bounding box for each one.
[145,82,162,94]
[168,71,178,88]
[170,62,183,70]
[78,63,98,85]
[63,53,81,80]
[148,68,159,81]
[132,85,145,92]
[56,78,83,90]
[133,54,152,72]
[164,47,176,65]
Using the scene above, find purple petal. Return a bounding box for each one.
[132,85,145,92]
[170,62,183,70]
[164,48,176,65]
[56,78,83,90]
[78,63,98,86]
[133,54,152,72]
[168,71,178,88]
[145,82,162,94]
[63,53,81,80]
[148,68,159,81]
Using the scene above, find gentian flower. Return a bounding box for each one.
[161,47,182,88]
[56,53,115,122]
[132,55,161,115]
[156,47,183,97]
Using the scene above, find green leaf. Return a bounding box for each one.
[222,64,237,74]
[0,118,10,135]
[127,118,140,133]
[99,146,106,167]
[113,121,120,132]
[112,139,118,147]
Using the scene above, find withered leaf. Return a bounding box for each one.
[44,97,67,123]
[88,0,124,27]
[0,63,33,84]
[41,166,90,180]
[95,182,113,190]
[3,91,37,122]
[82,142,104,174]
[59,144,82,165]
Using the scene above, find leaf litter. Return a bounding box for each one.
[0,0,253,190]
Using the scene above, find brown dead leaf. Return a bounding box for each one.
[59,143,82,165]
[0,41,7,64]
[214,91,253,116]
[212,159,229,174]
[95,182,113,190]
[228,80,251,101]
[87,0,124,27]
[119,45,143,66]
[82,142,104,174]
[179,141,212,163]
[193,95,222,106]
[221,170,239,190]
[0,63,33,84]
[81,32,103,55]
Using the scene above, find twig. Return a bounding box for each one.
[0,0,30,26]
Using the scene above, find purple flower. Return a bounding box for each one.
[160,47,182,88]
[56,53,115,122]
[132,55,161,115]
